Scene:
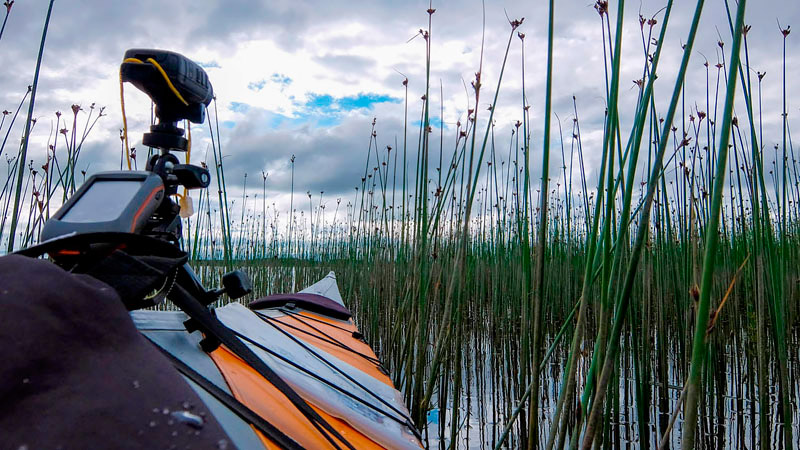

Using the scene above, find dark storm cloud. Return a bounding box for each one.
[188,0,311,52]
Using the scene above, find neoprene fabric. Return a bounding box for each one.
[0,255,232,450]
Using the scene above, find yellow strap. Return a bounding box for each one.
[119,68,133,170]
[184,121,191,198]
[146,57,189,106]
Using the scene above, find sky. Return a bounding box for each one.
[1,0,799,231]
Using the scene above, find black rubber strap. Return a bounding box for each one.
[168,284,356,450]
[146,337,303,450]
[230,328,410,428]
[254,312,422,441]
[258,310,382,365]
[278,307,356,333]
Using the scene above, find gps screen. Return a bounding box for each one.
[61,179,144,223]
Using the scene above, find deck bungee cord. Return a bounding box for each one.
[244,313,420,435]
[279,305,368,336]
[260,308,384,367]
[230,328,413,429]
[168,283,358,450]
[146,337,304,450]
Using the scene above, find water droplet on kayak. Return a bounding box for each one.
[216,439,229,449]
[132,380,140,389]
[171,431,178,437]
[182,401,192,409]
[162,408,170,415]
[22,378,30,384]
[148,421,157,428]
[170,411,204,429]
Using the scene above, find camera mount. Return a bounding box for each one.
[120,49,214,152]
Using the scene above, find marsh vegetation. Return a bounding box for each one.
[2,0,799,448]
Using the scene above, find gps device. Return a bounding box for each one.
[41,172,165,241]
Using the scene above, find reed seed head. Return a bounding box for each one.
[689,284,700,302]
[594,0,607,16]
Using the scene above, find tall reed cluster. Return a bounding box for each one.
[187,1,798,448]
[1,0,109,251]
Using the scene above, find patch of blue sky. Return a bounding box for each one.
[249,74,292,92]
[196,60,220,69]
[270,73,292,86]
[235,92,397,132]
[412,116,446,129]
[222,120,236,129]
[229,102,250,113]
[248,80,267,91]
[304,92,400,114]
[338,93,399,110]
[306,94,335,112]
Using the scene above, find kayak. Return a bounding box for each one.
[133,271,423,449]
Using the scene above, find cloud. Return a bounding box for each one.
[1,0,799,227]
[314,54,377,73]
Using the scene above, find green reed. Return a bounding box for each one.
[6,0,54,252]
[3,1,799,448]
